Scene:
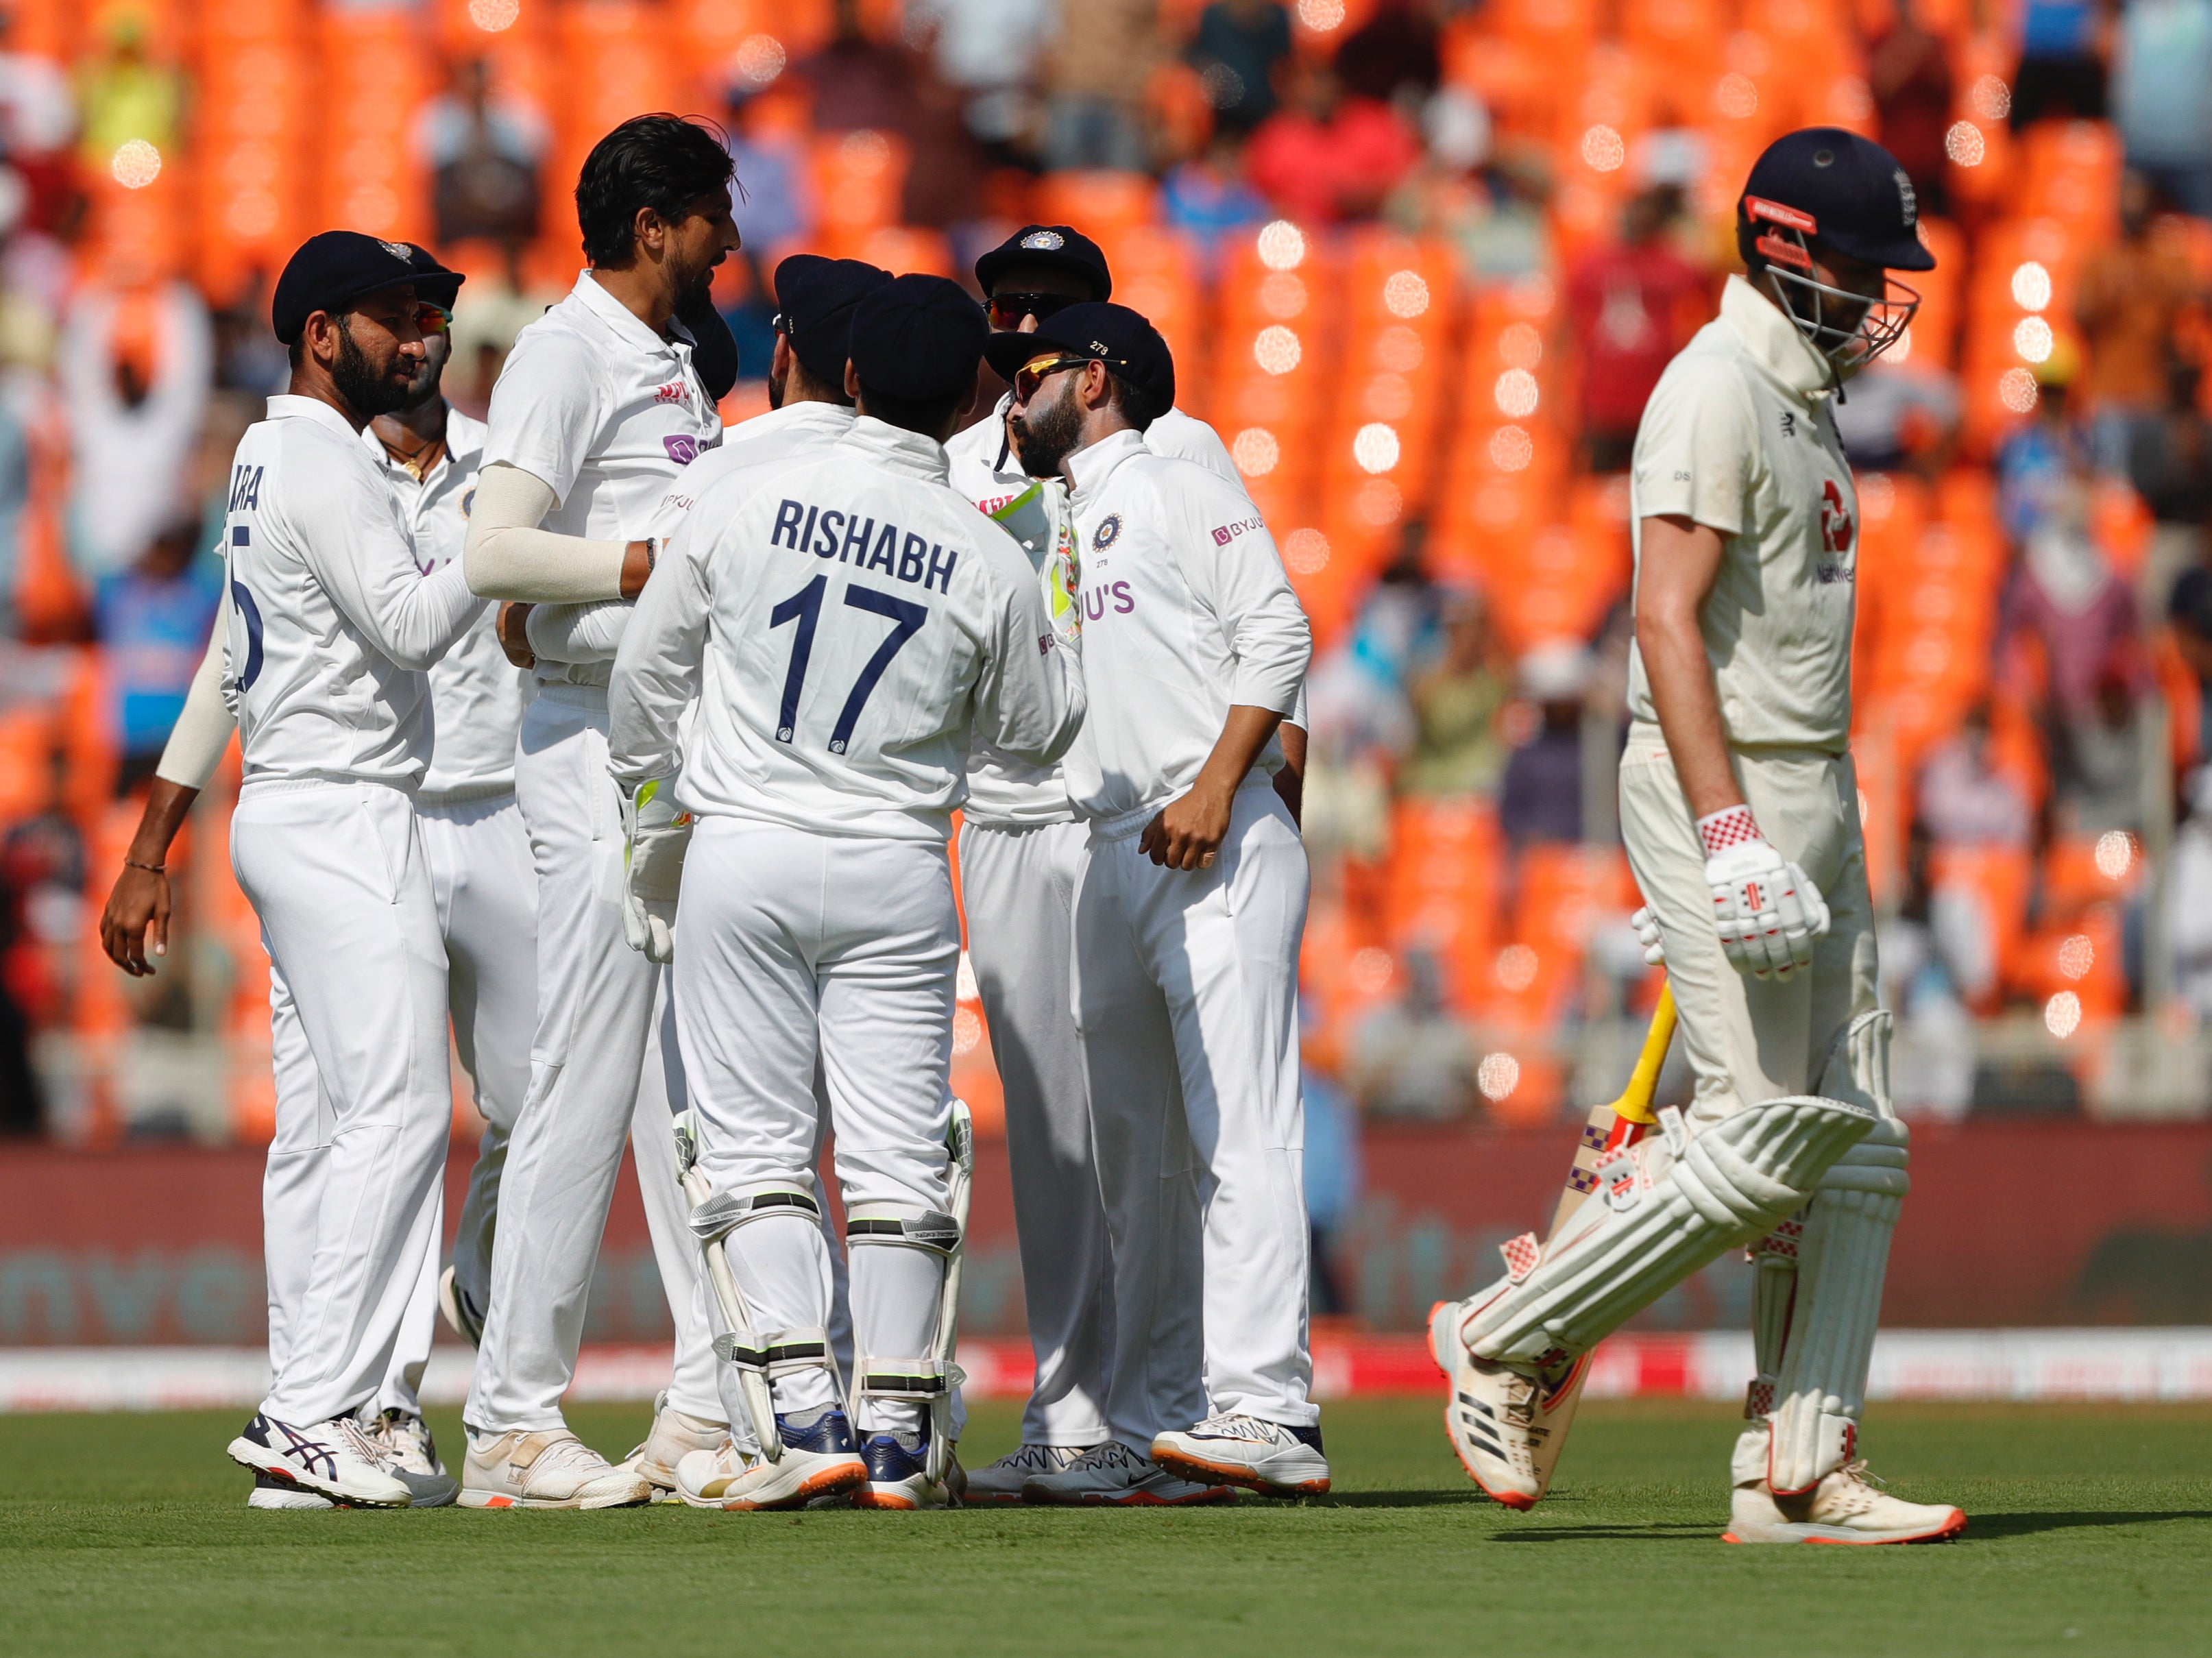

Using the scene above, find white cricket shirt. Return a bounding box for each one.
[362,404,526,802]
[653,397,855,525]
[1059,428,1311,827]
[609,416,1085,843]
[1626,275,1860,753]
[480,269,723,690]
[221,395,485,788]
[944,392,1245,826]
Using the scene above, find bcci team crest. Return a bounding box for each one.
[1021,229,1065,251]
[380,239,414,262]
[1093,513,1121,550]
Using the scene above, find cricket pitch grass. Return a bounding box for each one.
[3,1399,2207,1657]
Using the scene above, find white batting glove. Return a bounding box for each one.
[1698,805,1830,981]
[1630,904,1667,966]
[619,778,692,964]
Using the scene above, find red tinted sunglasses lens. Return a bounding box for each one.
[989,292,1077,328]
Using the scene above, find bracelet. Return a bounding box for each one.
[124,858,167,875]
[644,536,659,578]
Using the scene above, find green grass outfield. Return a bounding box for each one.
[3,1400,2209,1657]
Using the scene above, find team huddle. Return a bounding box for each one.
[101,112,1965,1540]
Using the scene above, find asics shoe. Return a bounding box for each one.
[1021,1439,1233,1507]
[675,1407,866,1512]
[228,1412,413,1508]
[367,1409,458,1507]
[1152,1413,1330,1498]
[246,1470,335,1511]
[458,1428,652,1509]
[964,1441,1099,1505]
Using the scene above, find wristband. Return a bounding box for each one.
[1696,804,1761,857]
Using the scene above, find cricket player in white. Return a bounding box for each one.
[947,226,1306,1504]
[197,233,485,1508]
[609,274,1084,1511]
[458,116,740,1507]
[1432,130,1965,1544]
[980,304,1326,1500]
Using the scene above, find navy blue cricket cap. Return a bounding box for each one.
[849,273,990,402]
[1740,128,1936,273]
[272,231,463,344]
[982,302,1174,417]
[974,224,1113,302]
[773,254,892,385]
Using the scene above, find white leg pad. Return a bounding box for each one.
[1764,1011,1908,1496]
[1460,1095,1877,1366]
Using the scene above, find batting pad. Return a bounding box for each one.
[1766,1012,1909,1494]
[1461,1094,1876,1367]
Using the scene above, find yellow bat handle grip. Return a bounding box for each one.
[1611,979,1677,1127]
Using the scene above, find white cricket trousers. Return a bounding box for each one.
[358,789,542,1417]
[465,686,718,1434]
[958,819,1117,1446]
[1616,727,1879,1127]
[1073,781,1317,1448]
[236,779,452,1427]
[675,817,958,1433]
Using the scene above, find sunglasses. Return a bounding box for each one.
[1012,356,1099,404]
[988,291,1081,328]
[415,303,452,335]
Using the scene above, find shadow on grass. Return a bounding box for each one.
[1313,1491,1487,1510]
[1966,1510,2212,1539]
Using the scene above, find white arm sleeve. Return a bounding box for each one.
[463,462,633,602]
[153,608,238,790]
[973,542,1086,769]
[607,525,708,788]
[526,598,631,663]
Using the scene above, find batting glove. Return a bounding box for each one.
[619,777,692,964]
[1698,805,1830,981]
[1630,904,1667,966]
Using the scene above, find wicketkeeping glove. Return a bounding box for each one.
[619,778,692,964]
[1698,805,1830,981]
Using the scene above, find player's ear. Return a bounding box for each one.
[631,204,663,260]
[843,359,861,400]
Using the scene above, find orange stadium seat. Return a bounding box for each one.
[1102,227,1202,365]
[823,223,953,276]
[2017,121,2122,239]
[1620,0,1729,79]
[2044,831,2148,917]
[810,128,911,235]
[1385,797,1505,988]
[1928,844,2032,1012]
[2009,905,2127,1019]
[1034,171,1158,254]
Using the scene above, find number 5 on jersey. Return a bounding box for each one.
[769,574,929,753]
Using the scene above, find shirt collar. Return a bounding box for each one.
[266,393,365,440]
[572,269,688,358]
[840,415,950,482]
[356,398,483,485]
[1064,427,1147,504]
[743,399,856,441]
[1720,273,1834,403]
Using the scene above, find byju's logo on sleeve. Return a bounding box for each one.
[663,435,701,465]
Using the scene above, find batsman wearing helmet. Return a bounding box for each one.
[1431,130,1966,1544]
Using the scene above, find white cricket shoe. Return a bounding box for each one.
[368,1409,459,1507]
[227,1412,413,1508]
[246,1470,335,1511]
[1727,1461,1967,1545]
[1152,1415,1330,1498]
[964,1441,1099,1505]
[1428,1298,1587,1510]
[437,1265,483,1348]
[618,1390,727,1500]
[1021,1439,1232,1507]
[457,1428,653,1509]
[675,1408,866,1512]
[851,1422,961,1510]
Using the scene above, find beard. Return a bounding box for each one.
[1010,378,1083,479]
[331,316,413,419]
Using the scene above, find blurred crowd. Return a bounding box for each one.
[0,0,2208,1142]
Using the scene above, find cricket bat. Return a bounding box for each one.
[1548,978,1677,1237]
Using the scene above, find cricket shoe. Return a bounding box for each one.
[851,1422,957,1510]
[367,1408,459,1507]
[674,1407,866,1511]
[246,1470,335,1511]
[1021,1439,1232,1506]
[1151,1415,1330,1499]
[618,1390,727,1501]
[964,1441,1100,1504]
[227,1412,413,1508]
[437,1265,483,1348]
[1726,1461,1967,1546]
[458,1428,653,1509]
[1429,1298,1586,1510]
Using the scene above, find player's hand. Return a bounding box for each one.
[619,778,692,962]
[1141,780,1235,872]
[101,864,171,977]
[1630,904,1666,966]
[1704,836,1829,981]
[498,602,536,669]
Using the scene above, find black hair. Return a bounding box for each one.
[855,379,970,437]
[1104,369,1158,432]
[575,114,736,268]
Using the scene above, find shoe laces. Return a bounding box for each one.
[995,1442,1086,1473]
[531,1434,613,1477]
[1068,1441,1148,1472]
[334,1416,397,1468]
[1189,1413,1282,1445]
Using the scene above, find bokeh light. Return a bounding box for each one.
[468,0,520,31]
[1478,1053,1522,1101]
[1488,424,1534,472]
[1580,124,1626,172]
[2010,261,2052,313]
[2095,830,2137,881]
[1383,270,1430,319]
[2058,936,2095,982]
[1256,219,1306,271]
[1945,122,1986,167]
[1353,422,1401,474]
[111,140,161,189]
[1494,368,1540,418]
[1231,427,1280,477]
[1998,367,2040,413]
[2043,991,2082,1040]
[1254,325,1302,375]
[1281,528,1330,575]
